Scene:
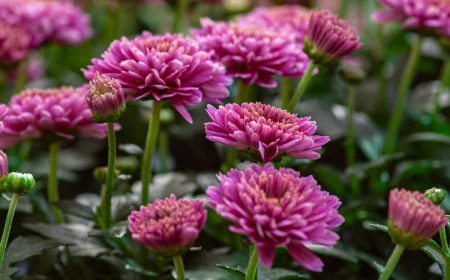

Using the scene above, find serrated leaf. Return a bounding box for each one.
[3,236,62,265]
[259,267,310,280]
[53,200,95,220]
[88,221,128,238]
[215,264,245,279]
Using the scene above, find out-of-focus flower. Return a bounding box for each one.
[0,0,92,47]
[128,194,206,258]
[86,72,126,123]
[0,86,114,149]
[388,188,447,250]
[372,0,450,37]
[238,6,313,43]
[191,18,311,88]
[0,150,8,179]
[0,20,31,64]
[83,32,231,123]
[304,10,362,65]
[0,104,9,133]
[205,102,329,162]
[4,172,35,196]
[207,163,344,271]
[5,54,46,86]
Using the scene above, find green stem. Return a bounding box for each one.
[140,100,162,206]
[376,25,388,114]
[280,77,292,109]
[445,254,450,280]
[14,58,28,94]
[101,123,116,229]
[383,35,423,155]
[378,245,405,280]
[106,2,120,44]
[434,59,450,120]
[159,128,169,173]
[245,246,259,280]
[440,226,450,255]
[172,255,185,280]
[172,0,189,33]
[236,79,249,104]
[48,142,64,224]
[339,0,349,19]
[0,193,19,268]
[287,63,315,112]
[345,86,360,196]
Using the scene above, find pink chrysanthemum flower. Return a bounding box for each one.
[207,163,344,271]
[191,18,312,88]
[238,6,313,43]
[205,102,329,162]
[0,150,8,179]
[304,10,362,65]
[372,0,450,37]
[0,0,92,47]
[0,104,9,133]
[388,188,447,250]
[128,194,207,258]
[0,87,114,149]
[0,21,31,64]
[83,32,231,123]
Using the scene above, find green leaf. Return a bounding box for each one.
[0,266,19,280]
[125,259,158,277]
[402,132,450,146]
[366,223,388,232]
[88,221,128,239]
[392,160,444,185]
[259,267,310,280]
[3,236,62,265]
[305,244,358,263]
[215,264,245,279]
[311,165,345,197]
[53,200,95,220]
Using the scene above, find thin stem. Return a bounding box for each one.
[434,59,450,120]
[378,245,405,280]
[159,128,169,173]
[236,79,249,104]
[339,0,349,19]
[383,35,423,155]
[172,0,189,33]
[287,63,315,112]
[0,193,19,268]
[14,58,28,94]
[280,77,292,109]
[140,100,162,206]
[172,255,185,280]
[106,2,120,44]
[376,25,388,115]
[345,86,360,196]
[245,246,259,280]
[48,142,64,224]
[101,123,116,229]
[445,253,450,280]
[440,226,450,255]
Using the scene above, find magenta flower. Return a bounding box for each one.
[388,188,447,250]
[0,20,31,64]
[191,18,311,88]
[205,102,329,162]
[0,104,9,133]
[128,194,207,257]
[305,10,362,65]
[0,87,115,149]
[207,163,344,271]
[83,32,231,123]
[238,6,313,43]
[372,0,450,37]
[86,72,126,123]
[0,150,8,179]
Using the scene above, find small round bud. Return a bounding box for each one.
[425,188,446,206]
[115,156,139,174]
[93,167,120,184]
[4,172,35,196]
[86,72,126,123]
[160,108,176,126]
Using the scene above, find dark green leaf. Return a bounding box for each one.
[125,259,158,277]
[215,264,245,279]
[3,236,62,265]
[53,200,95,220]
[366,223,388,232]
[305,244,358,262]
[0,266,19,280]
[392,160,444,185]
[311,165,345,197]
[259,267,310,280]
[402,132,450,146]
[118,144,143,157]
[347,153,404,178]
[88,221,128,239]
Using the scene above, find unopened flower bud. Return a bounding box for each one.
[115,156,139,174]
[93,166,120,184]
[4,172,35,196]
[425,188,446,206]
[160,108,176,126]
[86,72,126,123]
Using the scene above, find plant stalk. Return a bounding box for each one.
[0,193,19,268]
[101,122,116,228]
[378,245,405,280]
[287,63,315,112]
[434,59,450,120]
[345,86,360,196]
[48,142,64,224]
[172,255,185,280]
[172,0,189,33]
[280,77,292,109]
[245,246,259,280]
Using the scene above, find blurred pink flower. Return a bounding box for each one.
[83,32,231,123]
[0,150,7,178]
[0,86,115,149]
[205,102,329,162]
[0,20,31,64]
[0,104,9,133]
[372,0,450,37]
[128,194,207,257]
[191,18,311,88]
[305,10,362,65]
[207,163,344,271]
[5,54,46,86]
[388,188,447,250]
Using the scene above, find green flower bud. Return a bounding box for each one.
[425,188,446,206]
[115,156,139,174]
[4,172,35,196]
[93,167,120,184]
[160,108,176,126]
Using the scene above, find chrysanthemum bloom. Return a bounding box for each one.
[83,32,231,123]
[388,188,447,250]
[372,0,450,37]
[0,104,9,133]
[0,0,92,47]
[86,72,126,123]
[304,10,362,66]
[207,163,344,271]
[128,194,207,258]
[191,18,311,88]
[205,102,329,162]
[238,6,313,43]
[0,21,31,64]
[0,150,8,178]
[0,87,113,149]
